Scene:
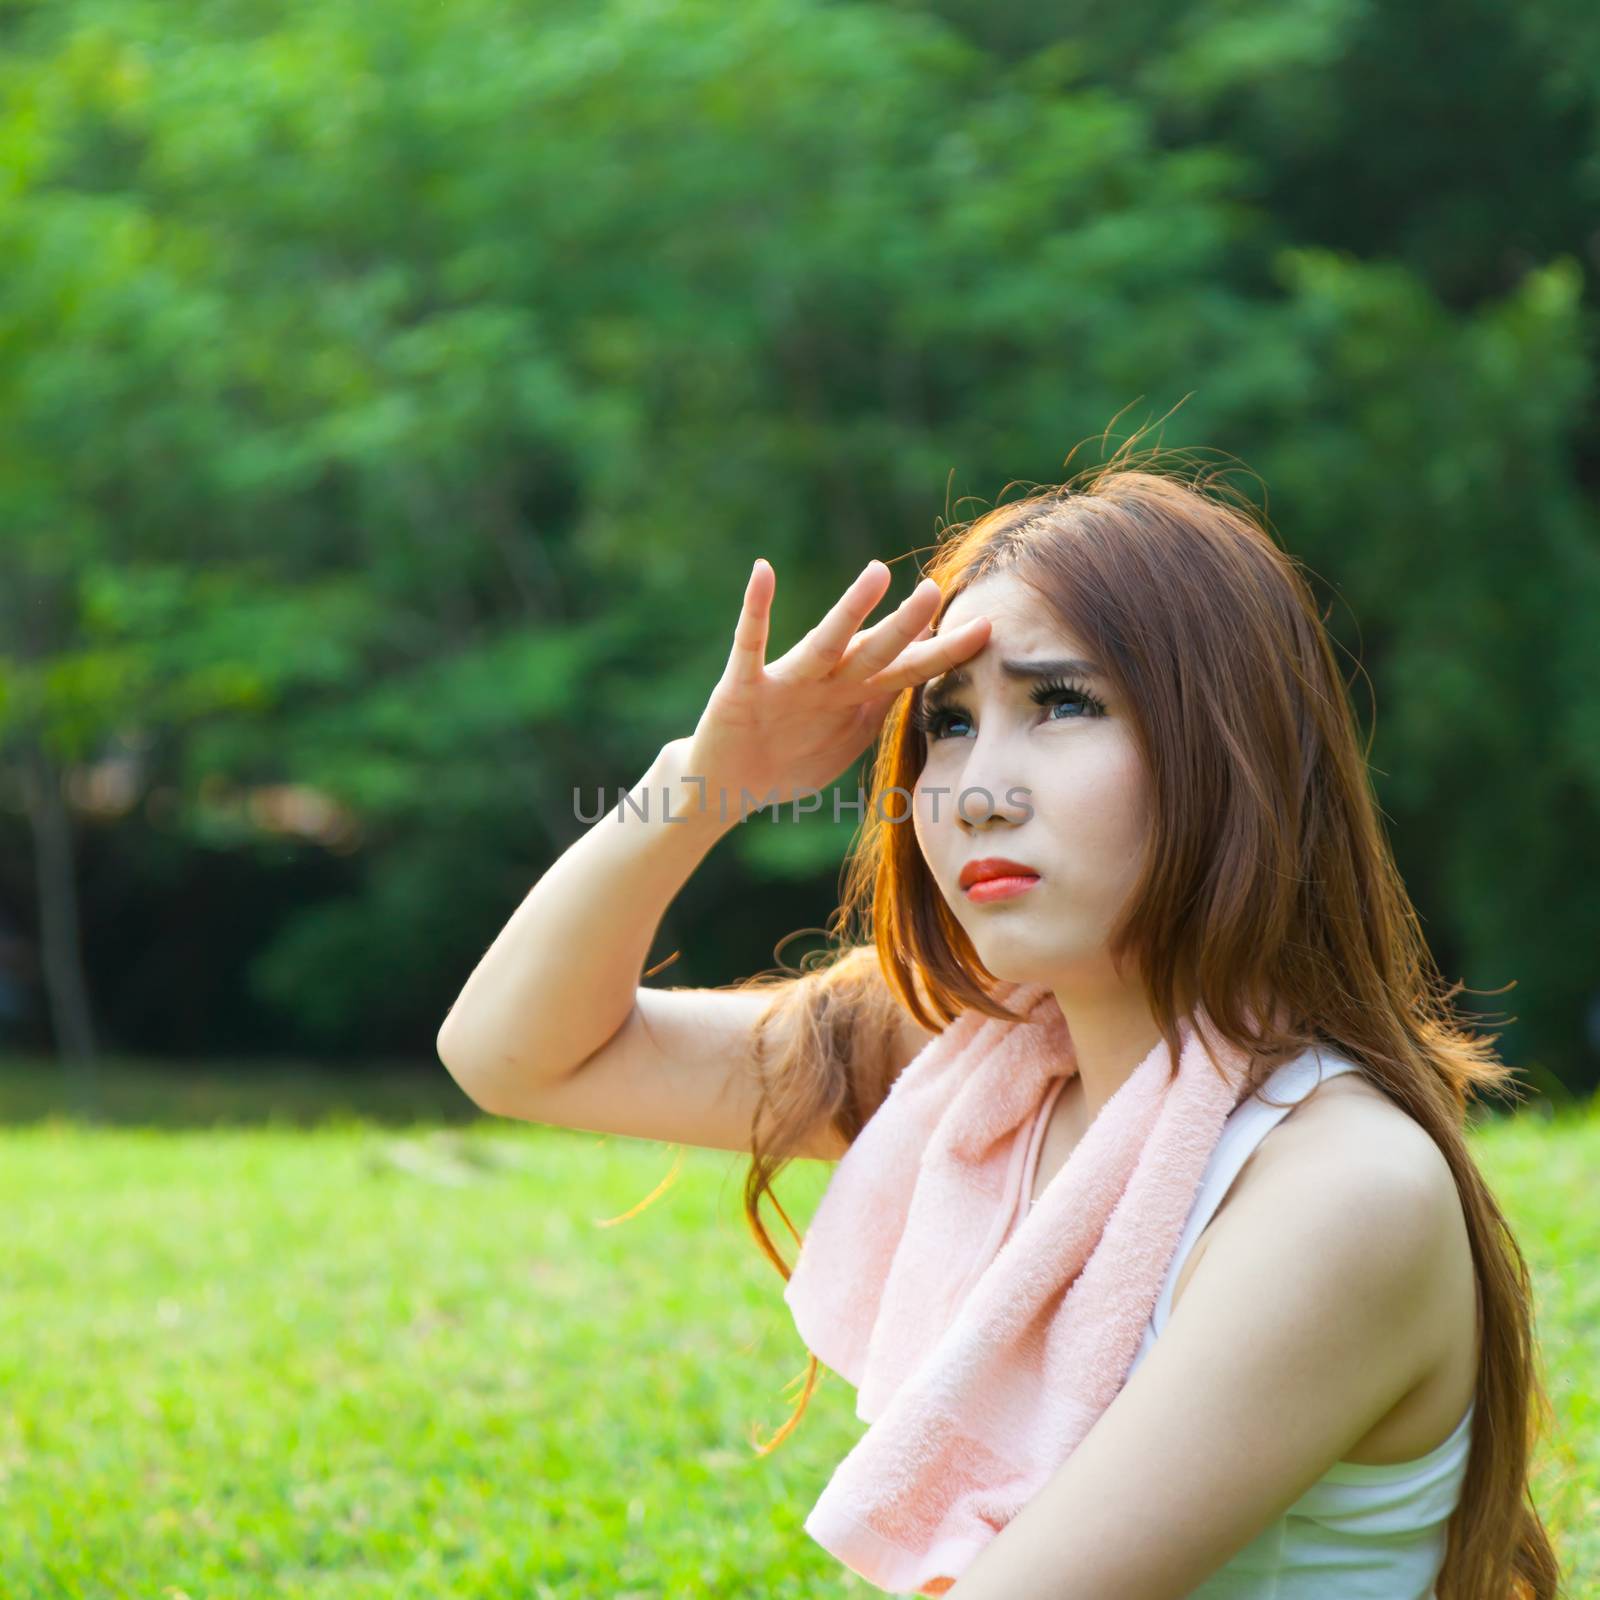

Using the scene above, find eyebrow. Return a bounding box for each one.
[919,656,1106,705]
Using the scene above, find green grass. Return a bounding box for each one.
[1467,1100,1600,1587]
[0,1061,1592,1597]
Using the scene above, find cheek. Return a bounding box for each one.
[911,772,951,833]
[1101,764,1151,865]
[910,782,936,858]
[1040,743,1147,852]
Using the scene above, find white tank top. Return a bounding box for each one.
[1019,1046,1476,1599]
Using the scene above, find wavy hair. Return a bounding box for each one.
[728,446,1560,1599]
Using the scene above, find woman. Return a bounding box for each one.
[436,456,1561,1598]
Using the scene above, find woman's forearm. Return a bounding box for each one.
[435,736,736,1108]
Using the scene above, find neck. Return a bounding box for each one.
[1050,988,1166,1122]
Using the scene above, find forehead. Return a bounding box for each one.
[922,575,1102,700]
[938,573,1088,658]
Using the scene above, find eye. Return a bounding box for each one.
[911,677,1107,741]
[1033,677,1108,721]
[910,701,968,741]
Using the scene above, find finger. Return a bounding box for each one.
[839,577,941,682]
[724,557,774,683]
[790,560,894,679]
[854,687,899,737]
[859,613,991,699]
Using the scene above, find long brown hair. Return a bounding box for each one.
[732,445,1562,1598]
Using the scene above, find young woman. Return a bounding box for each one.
[436,458,1561,1599]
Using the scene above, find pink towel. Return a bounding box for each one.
[782,978,1254,1596]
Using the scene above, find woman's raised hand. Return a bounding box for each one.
[678,557,991,814]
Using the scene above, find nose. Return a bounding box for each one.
[956,788,1032,830]
[952,742,1034,829]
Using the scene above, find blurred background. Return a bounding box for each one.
[0,0,1595,1593]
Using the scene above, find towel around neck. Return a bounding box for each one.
[782,978,1254,1595]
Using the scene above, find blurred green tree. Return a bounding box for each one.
[0,0,1592,1090]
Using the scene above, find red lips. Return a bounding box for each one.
[959,856,1040,890]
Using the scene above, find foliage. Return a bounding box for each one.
[0,0,1593,1084]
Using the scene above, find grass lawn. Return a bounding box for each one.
[0,1059,1592,1597]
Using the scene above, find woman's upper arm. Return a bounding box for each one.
[468,983,847,1156]
[477,977,939,1159]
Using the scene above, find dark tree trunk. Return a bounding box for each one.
[19,732,98,1102]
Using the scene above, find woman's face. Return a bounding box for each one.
[910,571,1151,992]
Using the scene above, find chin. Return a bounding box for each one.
[966,945,1064,990]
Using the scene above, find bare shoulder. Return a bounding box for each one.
[1251,1067,1454,1194]
[1190,1064,1462,1297]
[1220,1065,1465,1287]
[1167,1062,1479,1463]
